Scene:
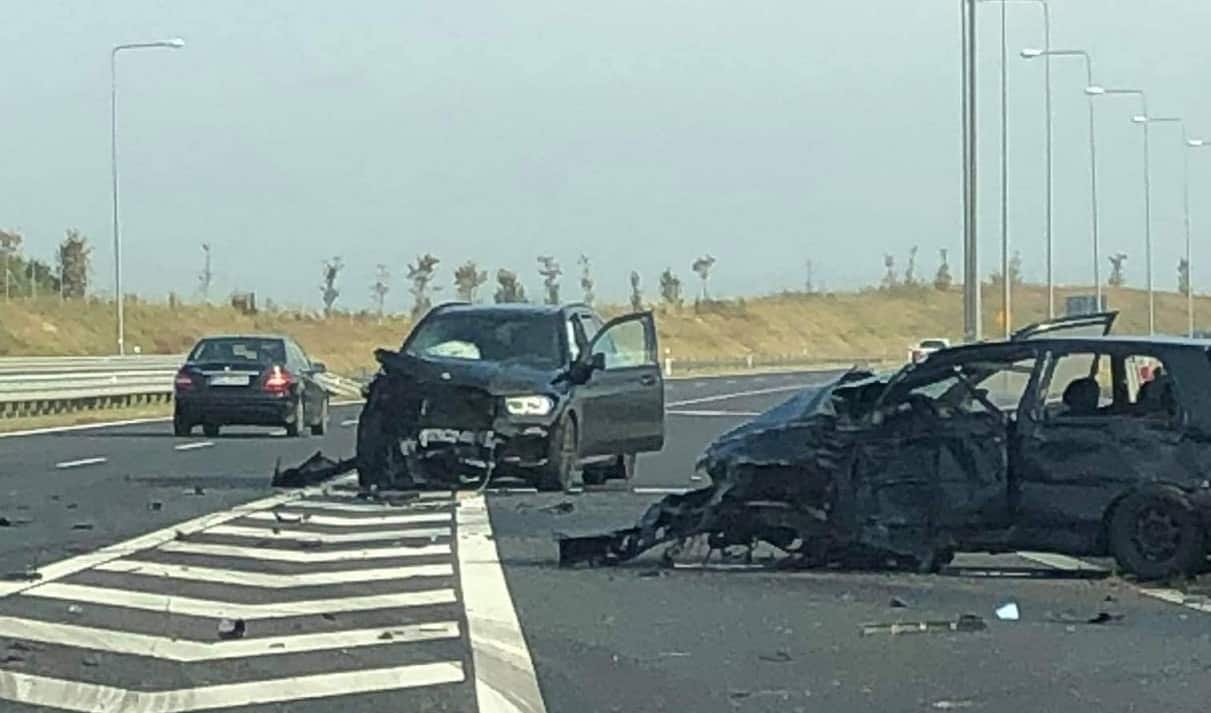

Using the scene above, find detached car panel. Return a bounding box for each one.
[563,312,1211,580]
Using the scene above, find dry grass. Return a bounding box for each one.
[0,285,1203,372]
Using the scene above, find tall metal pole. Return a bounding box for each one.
[963,0,981,342]
[1084,60,1101,309]
[1184,138,1193,336]
[1041,6,1052,317]
[110,48,123,355]
[109,39,185,356]
[999,0,1010,337]
[1142,109,1154,334]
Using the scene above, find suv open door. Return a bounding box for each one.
[576,312,664,457]
[1011,311,1117,341]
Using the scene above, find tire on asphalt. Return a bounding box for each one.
[538,417,582,493]
[310,397,329,436]
[1108,487,1206,580]
[173,407,192,437]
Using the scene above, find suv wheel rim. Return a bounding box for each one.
[1134,505,1182,562]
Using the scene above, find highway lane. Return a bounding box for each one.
[1,370,1209,712]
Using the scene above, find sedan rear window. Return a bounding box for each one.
[189,338,286,365]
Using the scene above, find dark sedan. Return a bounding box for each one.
[173,335,330,438]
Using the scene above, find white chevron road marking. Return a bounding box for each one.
[20,582,458,619]
[203,524,450,543]
[93,560,453,587]
[158,540,451,562]
[0,616,459,662]
[245,510,452,527]
[0,661,466,712]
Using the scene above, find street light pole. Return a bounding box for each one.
[1135,115,1184,335]
[1087,86,1153,333]
[111,38,185,356]
[1022,48,1098,310]
[1187,138,1211,336]
[962,0,981,342]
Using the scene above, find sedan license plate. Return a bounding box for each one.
[209,374,251,387]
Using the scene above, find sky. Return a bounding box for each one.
[3,0,1211,311]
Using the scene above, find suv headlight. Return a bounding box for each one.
[505,395,555,417]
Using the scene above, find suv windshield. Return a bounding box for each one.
[189,337,285,365]
[404,312,563,368]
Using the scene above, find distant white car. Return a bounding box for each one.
[908,338,951,364]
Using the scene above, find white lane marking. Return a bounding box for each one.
[1016,550,1211,616]
[93,560,453,588]
[205,524,450,543]
[21,582,458,620]
[0,477,355,599]
[0,661,465,712]
[486,487,538,495]
[665,384,807,408]
[725,379,737,385]
[666,409,762,417]
[158,540,452,562]
[0,615,459,662]
[173,441,214,451]
[458,493,548,713]
[0,416,170,439]
[244,510,451,527]
[340,418,359,427]
[632,487,693,495]
[54,457,107,470]
[291,498,454,513]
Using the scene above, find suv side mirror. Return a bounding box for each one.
[589,352,605,372]
[310,361,327,374]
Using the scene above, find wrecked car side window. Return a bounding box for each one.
[592,318,655,370]
[1041,352,1106,418]
[1124,354,1180,420]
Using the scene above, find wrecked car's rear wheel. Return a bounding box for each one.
[172,407,192,437]
[285,398,306,438]
[539,418,582,492]
[1109,488,1205,580]
[203,423,220,438]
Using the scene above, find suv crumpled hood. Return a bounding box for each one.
[375,349,562,396]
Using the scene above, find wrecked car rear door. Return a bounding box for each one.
[1011,311,1116,340]
[576,312,664,456]
[1014,345,1194,548]
[853,348,1030,554]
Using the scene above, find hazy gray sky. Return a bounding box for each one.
[3,1,1211,309]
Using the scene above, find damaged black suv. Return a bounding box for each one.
[566,312,1211,580]
[356,303,664,491]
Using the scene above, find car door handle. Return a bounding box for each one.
[639,375,657,386]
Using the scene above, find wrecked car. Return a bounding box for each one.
[354,302,665,491]
[562,312,1211,580]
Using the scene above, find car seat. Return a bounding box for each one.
[1061,377,1100,416]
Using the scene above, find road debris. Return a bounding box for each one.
[147,501,163,512]
[67,605,83,616]
[378,632,394,641]
[1047,610,1126,626]
[932,701,975,710]
[193,486,206,496]
[217,618,247,640]
[995,602,1020,621]
[758,650,793,663]
[3,570,42,582]
[65,503,78,510]
[71,522,95,531]
[860,614,987,637]
[0,517,10,527]
[273,511,303,524]
[889,596,910,608]
[321,613,337,621]
[81,655,100,667]
[272,452,355,488]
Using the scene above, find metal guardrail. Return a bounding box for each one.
[662,353,889,376]
[0,355,364,419]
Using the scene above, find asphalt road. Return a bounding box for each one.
[1,371,1209,712]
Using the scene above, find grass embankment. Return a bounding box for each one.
[1,284,1204,373]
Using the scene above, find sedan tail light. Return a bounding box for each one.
[263,365,295,394]
[174,368,195,392]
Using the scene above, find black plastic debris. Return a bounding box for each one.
[218,618,246,640]
[3,570,42,582]
[65,503,78,510]
[1088,612,1125,624]
[0,517,10,527]
[148,501,163,512]
[81,655,100,667]
[758,650,793,663]
[272,451,356,488]
[540,501,576,515]
[193,486,206,496]
[71,522,94,531]
[889,596,910,608]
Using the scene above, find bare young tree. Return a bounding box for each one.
[933,248,953,291]
[579,254,595,306]
[1108,253,1127,288]
[1008,250,1023,286]
[495,268,527,303]
[407,253,441,319]
[691,254,716,300]
[904,246,919,286]
[57,229,92,299]
[0,229,22,302]
[371,264,390,319]
[805,259,814,294]
[454,260,488,302]
[198,243,213,302]
[659,268,682,306]
[629,271,643,311]
[537,256,561,305]
[1179,257,1191,295]
[881,254,898,289]
[320,257,343,316]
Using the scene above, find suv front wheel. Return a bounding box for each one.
[1108,487,1206,580]
[538,417,582,493]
